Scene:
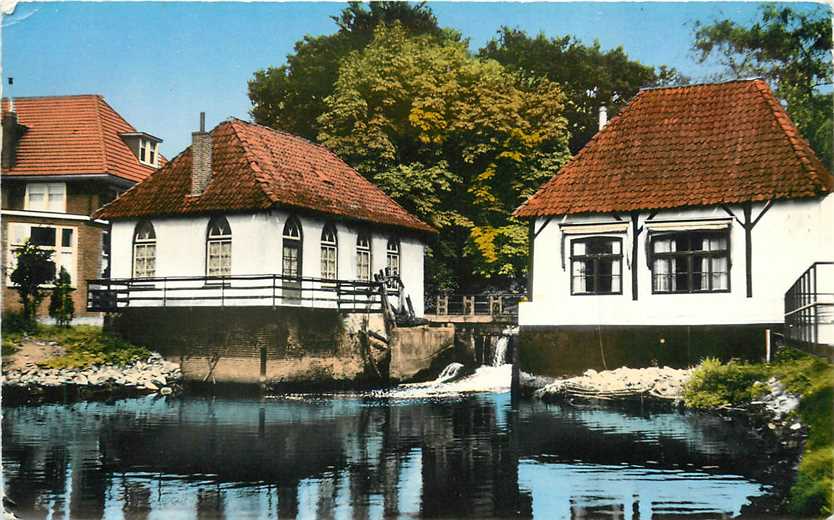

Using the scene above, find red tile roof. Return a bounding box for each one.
[95,119,435,233]
[1,95,161,183]
[514,79,833,218]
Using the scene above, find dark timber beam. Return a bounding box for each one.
[527,220,535,300]
[743,203,753,298]
[630,212,641,301]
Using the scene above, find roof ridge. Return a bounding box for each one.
[225,119,279,206]
[91,95,110,174]
[1,94,104,101]
[750,80,831,191]
[638,77,764,92]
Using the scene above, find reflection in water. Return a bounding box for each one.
[3,393,772,519]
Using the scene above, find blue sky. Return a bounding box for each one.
[2,2,826,156]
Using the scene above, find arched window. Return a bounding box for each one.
[386,238,400,287]
[206,216,232,277]
[356,232,371,281]
[133,221,156,278]
[321,223,338,280]
[283,216,303,303]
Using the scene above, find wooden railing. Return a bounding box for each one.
[425,293,521,318]
[785,262,834,347]
[87,274,395,313]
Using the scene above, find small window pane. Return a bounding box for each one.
[61,229,73,247]
[30,227,56,247]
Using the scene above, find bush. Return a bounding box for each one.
[10,240,56,326]
[33,325,152,369]
[2,311,37,334]
[789,447,833,516]
[683,358,769,408]
[48,267,75,327]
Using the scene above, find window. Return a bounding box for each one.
[321,223,338,280]
[651,231,729,293]
[206,217,232,277]
[6,223,76,287]
[138,139,159,167]
[386,239,400,288]
[101,230,111,278]
[133,221,156,279]
[283,217,303,303]
[570,237,622,295]
[25,183,66,212]
[356,232,371,281]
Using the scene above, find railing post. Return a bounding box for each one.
[221,277,225,307]
[163,278,167,307]
[272,274,276,308]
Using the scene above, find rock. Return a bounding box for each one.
[73,375,89,385]
[144,382,159,391]
[160,387,173,396]
[790,422,802,431]
[767,423,777,430]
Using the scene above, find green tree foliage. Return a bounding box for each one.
[248,1,443,140]
[317,25,571,290]
[48,266,76,327]
[480,28,690,153]
[10,240,56,327]
[693,4,833,167]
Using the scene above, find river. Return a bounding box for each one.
[2,367,782,520]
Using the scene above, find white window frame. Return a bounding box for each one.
[24,183,66,213]
[356,233,372,282]
[206,217,232,277]
[321,224,338,281]
[138,139,159,167]
[6,223,77,288]
[386,239,400,288]
[133,221,157,279]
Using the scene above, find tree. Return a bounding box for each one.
[48,267,75,327]
[480,28,689,153]
[9,240,56,327]
[248,1,443,140]
[317,24,572,291]
[693,4,832,166]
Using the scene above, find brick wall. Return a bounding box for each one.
[1,216,103,319]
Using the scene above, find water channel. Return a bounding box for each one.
[2,361,780,519]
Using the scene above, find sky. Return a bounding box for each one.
[1,1,827,156]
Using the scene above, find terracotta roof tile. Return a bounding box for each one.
[514,79,833,218]
[95,119,435,234]
[1,95,160,183]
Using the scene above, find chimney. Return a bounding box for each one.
[190,112,212,196]
[2,77,21,170]
[598,105,608,131]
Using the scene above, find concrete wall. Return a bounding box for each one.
[389,326,455,382]
[519,324,773,378]
[110,209,425,315]
[520,196,834,327]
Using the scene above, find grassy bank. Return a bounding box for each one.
[683,348,833,516]
[2,319,151,369]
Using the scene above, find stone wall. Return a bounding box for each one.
[107,306,389,385]
[519,324,776,378]
[389,325,455,382]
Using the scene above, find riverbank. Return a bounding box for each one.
[523,347,833,517]
[1,324,182,403]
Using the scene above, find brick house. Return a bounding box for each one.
[1,95,163,321]
[513,80,834,375]
[92,116,434,315]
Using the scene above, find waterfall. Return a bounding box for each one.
[492,336,510,367]
[436,362,465,383]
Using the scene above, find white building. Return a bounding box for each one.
[94,116,434,315]
[514,80,834,371]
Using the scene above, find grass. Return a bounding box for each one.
[2,316,152,369]
[683,348,833,516]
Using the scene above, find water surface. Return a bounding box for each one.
[2,391,774,519]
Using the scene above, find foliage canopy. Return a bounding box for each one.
[317,24,571,290]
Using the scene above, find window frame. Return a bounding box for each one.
[385,238,400,288]
[24,183,66,213]
[132,221,157,279]
[356,232,372,282]
[205,216,232,279]
[138,139,159,167]
[6,223,77,288]
[649,229,732,295]
[569,236,624,296]
[320,223,338,281]
[282,215,303,279]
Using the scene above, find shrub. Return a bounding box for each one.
[10,240,56,326]
[683,357,769,408]
[48,267,76,327]
[34,325,152,369]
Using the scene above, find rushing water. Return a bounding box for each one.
[2,382,776,519]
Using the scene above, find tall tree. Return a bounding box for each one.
[317,24,571,292]
[248,1,443,140]
[693,4,832,167]
[480,28,689,153]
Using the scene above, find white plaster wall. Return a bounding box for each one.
[520,196,834,327]
[108,210,427,315]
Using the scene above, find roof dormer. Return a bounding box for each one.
[120,131,163,168]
